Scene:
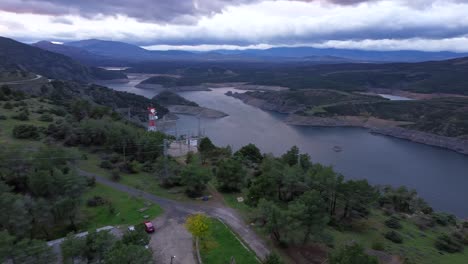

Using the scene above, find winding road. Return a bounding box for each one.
[77,169,270,261]
[0,74,43,85]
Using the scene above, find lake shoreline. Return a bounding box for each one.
[229,92,468,155]
[286,114,468,156]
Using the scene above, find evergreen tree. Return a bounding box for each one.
[216,158,246,192]
[330,244,378,264]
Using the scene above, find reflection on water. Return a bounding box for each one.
[378,94,413,101]
[102,82,468,217]
[96,73,160,98]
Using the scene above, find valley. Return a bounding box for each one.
[1,33,468,264]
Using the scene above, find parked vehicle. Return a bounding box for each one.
[143,221,155,233]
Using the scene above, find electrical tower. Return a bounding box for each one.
[147,106,158,132]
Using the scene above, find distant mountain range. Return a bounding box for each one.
[28,38,468,64]
[27,39,358,64]
[32,40,111,65]
[215,47,468,62]
[0,37,125,82]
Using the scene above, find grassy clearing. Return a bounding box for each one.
[330,211,468,264]
[80,183,163,230]
[78,153,190,202]
[0,98,57,146]
[220,192,252,217]
[201,218,259,264]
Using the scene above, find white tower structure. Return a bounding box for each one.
[148,107,158,131]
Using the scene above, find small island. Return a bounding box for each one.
[153,90,228,118]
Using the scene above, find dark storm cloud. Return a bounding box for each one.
[4,0,464,24]
[0,0,256,24]
[0,0,414,24]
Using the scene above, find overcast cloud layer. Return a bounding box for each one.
[1,0,468,52]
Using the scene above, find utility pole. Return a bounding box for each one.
[123,141,126,162]
[297,151,301,168]
[163,139,168,181]
[197,116,201,138]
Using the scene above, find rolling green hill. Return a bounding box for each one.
[0,36,126,82]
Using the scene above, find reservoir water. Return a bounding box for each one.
[104,75,468,217]
[378,94,413,101]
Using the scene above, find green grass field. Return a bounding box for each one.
[0,98,57,147]
[80,183,163,230]
[330,211,468,264]
[201,218,259,264]
[77,153,190,202]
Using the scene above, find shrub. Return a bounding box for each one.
[107,203,116,214]
[1,85,11,95]
[452,231,468,245]
[119,161,139,174]
[12,91,25,100]
[263,253,284,264]
[99,160,113,170]
[14,101,27,107]
[432,213,457,226]
[39,114,54,122]
[0,115,6,120]
[109,154,121,164]
[462,221,468,229]
[49,107,67,117]
[141,161,154,172]
[3,102,13,109]
[422,206,434,215]
[12,111,29,121]
[371,240,385,251]
[111,170,121,182]
[435,234,463,253]
[122,225,150,246]
[385,231,403,244]
[87,196,108,207]
[12,125,40,139]
[330,243,378,264]
[86,176,96,187]
[385,216,402,229]
[412,215,435,230]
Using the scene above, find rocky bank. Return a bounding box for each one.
[285,114,468,155]
[230,92,468,155]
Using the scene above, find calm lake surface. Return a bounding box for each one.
[104,75,468,217]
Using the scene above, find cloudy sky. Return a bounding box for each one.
[1,0,468,52]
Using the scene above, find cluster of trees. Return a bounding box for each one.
[0,147,87,240]
[0,230,56,264]
[203,143,455,252]
[246,147,377,245]
[61,227,152,264]
[0,85,26,101]
[0,146,92,263]
[12,124,41,139]
[41,98,168,166]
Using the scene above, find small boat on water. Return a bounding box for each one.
[333,146,343,152]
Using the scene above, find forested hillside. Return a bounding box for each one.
[127,58,468,95]
[0,37,126,82]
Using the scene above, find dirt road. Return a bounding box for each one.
[78,169,270,260]
[0,74,43,85]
